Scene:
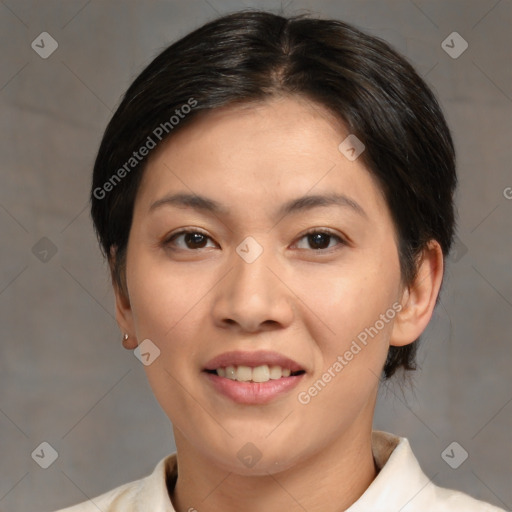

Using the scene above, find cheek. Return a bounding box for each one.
[125,254,205,423]
[291,250,401,414]
[127,247,207,339]
[125,247,218,386]
[293,273,397,427]
[291,249,401,346]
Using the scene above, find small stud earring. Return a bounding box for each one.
[123,333,129,341]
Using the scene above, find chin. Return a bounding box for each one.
[199,436,309,477]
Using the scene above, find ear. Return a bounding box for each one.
[390,240,444,347]
[110,247,138,350]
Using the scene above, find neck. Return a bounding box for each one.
[170,423,378,512]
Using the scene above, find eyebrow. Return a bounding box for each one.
[149,192,367,219]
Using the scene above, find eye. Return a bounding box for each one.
[293,230,346,251]
[163,229,346,252]
[164,229,217,250]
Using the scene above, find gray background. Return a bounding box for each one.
[0,1,511,511]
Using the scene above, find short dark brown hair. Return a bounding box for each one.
[91,10,457,379]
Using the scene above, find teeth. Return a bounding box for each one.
[252,365,270,383]
[225,366,236,379]
[215,364,296,382]
[269,365,282,379]
[236,365,252,382]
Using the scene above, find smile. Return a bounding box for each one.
[203,351,306,404]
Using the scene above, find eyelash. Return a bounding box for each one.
[163,228,347,253]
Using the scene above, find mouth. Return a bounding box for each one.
[203,351,306,405]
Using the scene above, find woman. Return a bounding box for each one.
[57,10,504,512]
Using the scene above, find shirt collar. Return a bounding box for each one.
[346,430,434,511]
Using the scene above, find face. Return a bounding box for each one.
[120,96,406,475]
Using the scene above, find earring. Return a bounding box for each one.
[122,332,131,349]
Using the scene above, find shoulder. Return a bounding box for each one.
[54,453,177,512]
[347,431,506,512]
[429,485,506,512]
[54,480,141,512]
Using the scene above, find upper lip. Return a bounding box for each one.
[203,350,305,373]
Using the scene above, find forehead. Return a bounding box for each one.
[136,96,387,219]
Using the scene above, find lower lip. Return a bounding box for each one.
[204,372,304,405]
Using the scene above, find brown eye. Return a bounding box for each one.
[308,232,332,250]
[294,230,345,251]
[183,232,208,249]
[165,230,216,250]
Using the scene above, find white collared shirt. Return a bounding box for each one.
[56,431,505,511]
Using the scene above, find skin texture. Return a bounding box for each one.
[114,96,444,512]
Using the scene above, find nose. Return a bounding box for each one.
[210,244,295,333]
